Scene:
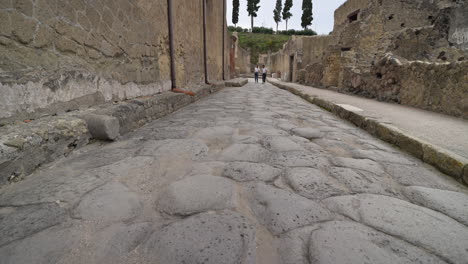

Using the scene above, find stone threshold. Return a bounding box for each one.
[0,82,225,187]
[268,78,468,186]
[225,78,248,87]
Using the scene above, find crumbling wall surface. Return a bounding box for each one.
[343,55,468,118]
[263,0,468,119]
[232,33,251,76]
[0,0,228,122]
[333,0,369,31]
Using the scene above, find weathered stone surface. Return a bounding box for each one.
[309,221,445,264]
[331,157,386,176]
[270,151,330,168]
[404,186,468,226]
[157,175,237,215]
[262,136,304,152]
[139,139,209,161]
[142,211,256,264]
[279,226,318,264]
[73,182,142,223]
[324,194,468,263]
[220,143,270,162]
[0,224,81,264]
[83,114,120,141]
[247,182,333,235]
[291,127,323,140]
[225,78,249,87]
[223,162,282,182]
[77,222,152,263]
[0,203,67,247]
[329,167,402,197]
[192,126,236,140]
[285,167,348,200]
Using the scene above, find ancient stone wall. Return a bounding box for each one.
[261,0,468,119]
[0,0,229,122]
[231,33,251,76]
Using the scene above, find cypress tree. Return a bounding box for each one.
[247,0,261,32]
[301,0,313,30]
[273,0,282,33]
[232,0,239,27]
[282,0,293,31]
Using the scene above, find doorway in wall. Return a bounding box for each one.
[289,55,294,82]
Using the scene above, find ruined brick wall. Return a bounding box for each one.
[0,0,229,122]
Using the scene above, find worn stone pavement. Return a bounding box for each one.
[1,80,468,264]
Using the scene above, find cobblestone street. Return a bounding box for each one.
[1,80,468,264]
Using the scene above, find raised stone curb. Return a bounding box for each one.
[268,79,468,186]
[225,78,248,87]
[0,83,223,187]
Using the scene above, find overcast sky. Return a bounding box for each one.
[226,0,347,35]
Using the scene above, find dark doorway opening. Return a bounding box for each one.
[289,55,294,82]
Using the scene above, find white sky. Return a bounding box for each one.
[226,0,347,35]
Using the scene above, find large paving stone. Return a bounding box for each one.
[351,149,416,165]
[324,194,468,263]
[223,162,282,182]
[309,221,445,264]
[138,139,209,161]
[279,226,318,264]
[247,183,333,235]
[0,224,81,264]
[285,167,348,200]
[157,175,237,215]
[384,163,464,191]
[329,167,402,197]
[76,222,152,263]
[404,186,468,226]
[291,127,323,140]
[219,143,270,162]
[0,203,67,247]
[73,182,142,223]
[262,136,304,152]
[270,151,330,168]
[192,126,237,140]
[331,157,386,176]
[142,211,256,264]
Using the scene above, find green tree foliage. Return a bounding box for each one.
[301,0,313,30]
[247,0,261,32]
[232,0,240,26]
[282,0,293,30]
[273,0,282,33]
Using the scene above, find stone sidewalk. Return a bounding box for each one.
[269,78,468,185]
[1,80,468,263]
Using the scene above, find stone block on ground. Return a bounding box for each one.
[142,211,256,264]
[324,194,468,263]
[82,114,120,141]
[223,162,282,182]
[285,167,348,200]
[157,175,237,215]
[291,127,323,140]
[403,186,468,226]
[309,221,445,264]
[225,78,248,87]
[73,181,142,223]
[247,182,333,235]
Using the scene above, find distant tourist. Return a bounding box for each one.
[262,65,268,84]
[254,65,260,83]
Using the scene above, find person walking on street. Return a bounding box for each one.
[254,65,259,83]
[262,65,268,84]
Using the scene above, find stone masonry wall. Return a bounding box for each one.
[0,0,229,122]
[261,0,468,119]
